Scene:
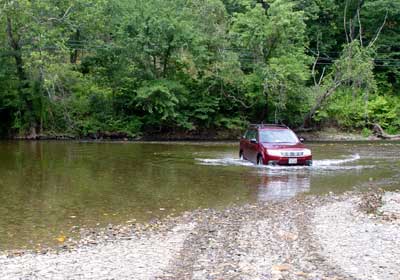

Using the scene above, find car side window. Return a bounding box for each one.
[247,130,256,140]
[253,130,258,141]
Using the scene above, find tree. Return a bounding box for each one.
[302,40,376,128]
[361,0,400,95]
[0,0,399,137]
[231,0,311,125]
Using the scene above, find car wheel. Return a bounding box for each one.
[239,151,244,160]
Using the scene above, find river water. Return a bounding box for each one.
[0,141,399,250]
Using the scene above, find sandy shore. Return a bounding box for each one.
[1,191,399,280]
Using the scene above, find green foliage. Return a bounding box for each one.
[135,80,191,129]
[367,95,400,132]
[0,0,399,138]
[362,127,372,137]
[317,91,400,133]
[318,90,368,129]
[334,41,377,92]
[362,0,400,94]
[230,0,312,125]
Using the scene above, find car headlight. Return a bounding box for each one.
[267,149,282,157]
[303,149,311,156]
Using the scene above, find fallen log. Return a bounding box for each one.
[372,124,400,140]
[293,127,314,133]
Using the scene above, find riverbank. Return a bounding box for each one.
[9,128,243,142]
[297,128,370,142]
[1,190,399,279]
[7,125,394,142]
[4,128,380,142]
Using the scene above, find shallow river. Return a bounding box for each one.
[0,141,399,250]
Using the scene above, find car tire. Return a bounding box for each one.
[239,151,244,160]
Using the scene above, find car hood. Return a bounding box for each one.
[261,142,305,149]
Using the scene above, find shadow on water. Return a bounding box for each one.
[0,141,399,250]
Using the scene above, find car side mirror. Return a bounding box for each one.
[250,138,258,144]
[299,137,305,143]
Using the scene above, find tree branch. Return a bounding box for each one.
[223,91,253,109]
[318,67,326,85]
[301,78,344,129]
[344,0,349,43]
[373,124,400,139]
[311,36,321,86]
[48,6,73,22]
[350,0,365,42]
[357,8,363,46]
[312,54,319,87]
[368,10,388,48]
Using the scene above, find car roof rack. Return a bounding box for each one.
[249,123,288,129]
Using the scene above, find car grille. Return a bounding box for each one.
[281,151,304,157]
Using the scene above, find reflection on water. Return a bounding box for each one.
[0,141,399,250]
[256,173,310,201]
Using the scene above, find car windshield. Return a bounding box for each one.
[259,129,299,143]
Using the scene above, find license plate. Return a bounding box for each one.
[288,158,297,165]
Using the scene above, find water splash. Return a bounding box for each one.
[195,158,254,167]
[195,154,372,171]
[313,154,360,166]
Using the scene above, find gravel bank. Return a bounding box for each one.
[313,195,400,280]
[1,192,399,279]
[0,223,196,280]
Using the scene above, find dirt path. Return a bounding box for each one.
[160,200,351,280]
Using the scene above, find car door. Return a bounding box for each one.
[247,130,258,163]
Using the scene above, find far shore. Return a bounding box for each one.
[1,127,396,142]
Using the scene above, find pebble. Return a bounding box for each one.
[0,191,399,279]
[313,194,400,280]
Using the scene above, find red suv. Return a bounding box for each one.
[239,124,312,166]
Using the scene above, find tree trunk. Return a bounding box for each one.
[373,124,400,140]
[301,81,342,129]
[257,0,270,12]
[162,35,174,78]
[6,16,36,133]
[6,17,27,84]
[350,0,365,41]
[162,47,171,77]
[261,83,269,122]
[70,29,80,64]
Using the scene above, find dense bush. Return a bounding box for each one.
[316,91,400,133]
[0,0,399,138]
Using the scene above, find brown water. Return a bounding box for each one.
[0,141,399,250]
